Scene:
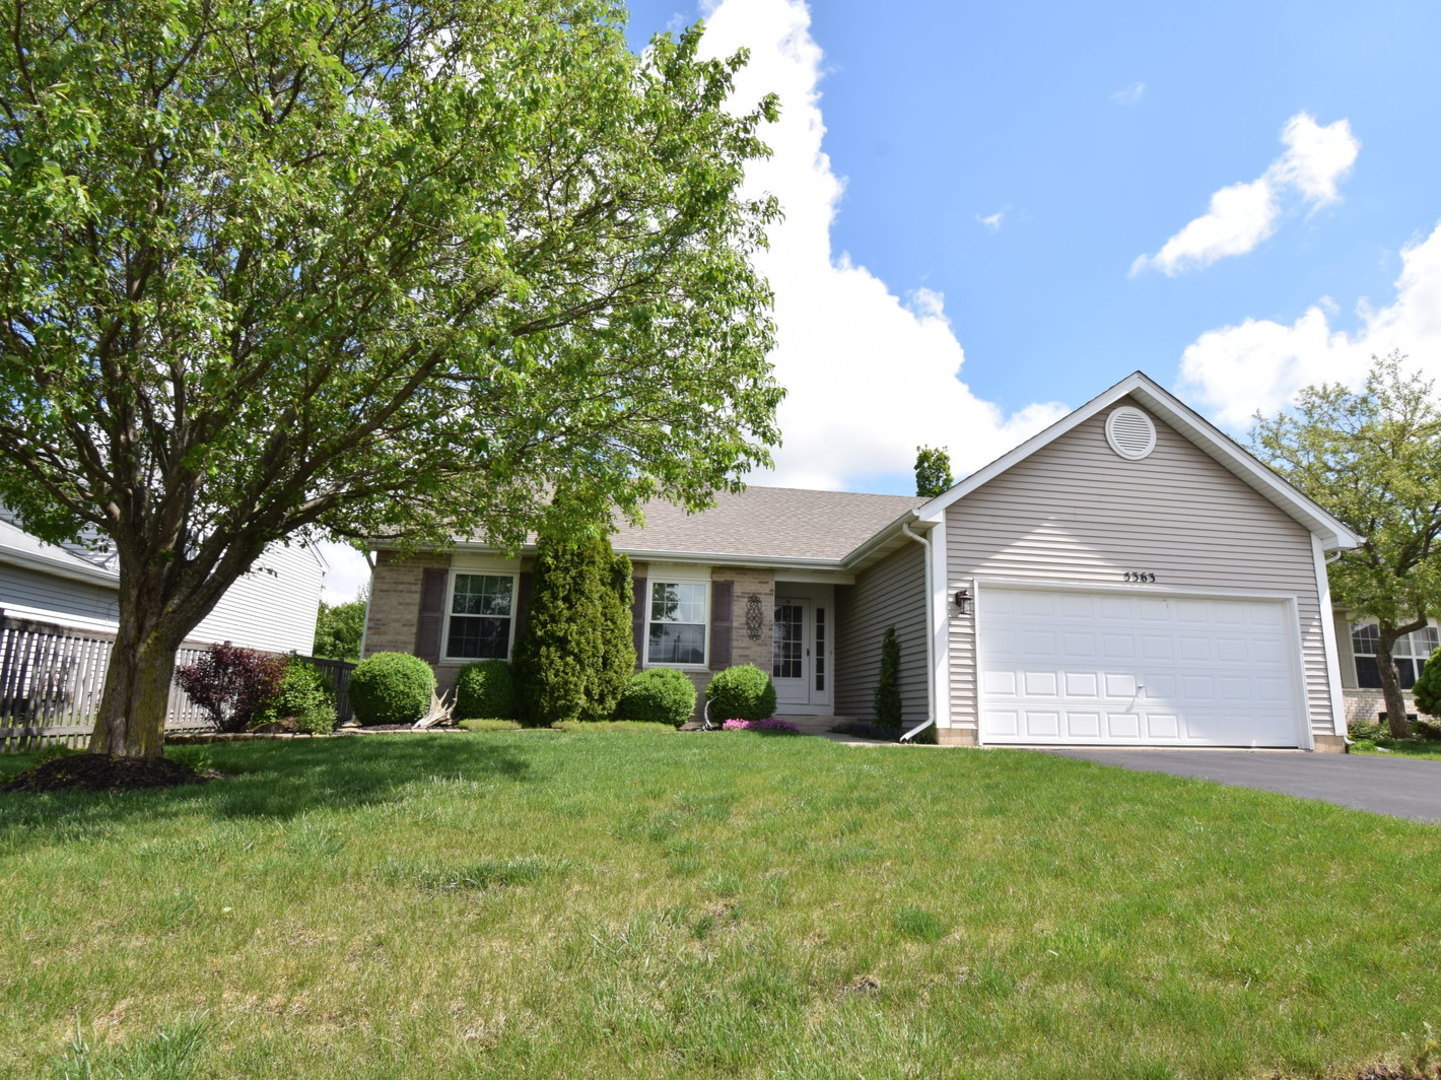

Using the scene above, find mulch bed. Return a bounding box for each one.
[0,754,216,794]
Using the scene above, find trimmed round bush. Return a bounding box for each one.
[615,668,697,727]
[255,657,338,734]
[705,663,777,723]
[348,652,435,726]
[454,659,518,721]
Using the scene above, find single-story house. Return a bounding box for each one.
[363,371,1364,751]
[0,508,329,655]
[1333,617,1440,726]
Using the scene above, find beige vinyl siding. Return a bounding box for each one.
[946,397,1336,740]
[835,541,927,723]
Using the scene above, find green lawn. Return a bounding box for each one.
[3,733,1439,1080]
[1351,737,1441,761]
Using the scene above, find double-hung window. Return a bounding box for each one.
[647,581,708,666]
[445,573,516,660]
[1351,623,1439,689]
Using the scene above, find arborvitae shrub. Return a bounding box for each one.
[874,626,902,728]
[349,652,435,726]
[616,668,697,726]
[454,659,518,720]
[255,657,338,734]
[1412,645,1441,719]
[513,531,634,725]
[705,664,776,722]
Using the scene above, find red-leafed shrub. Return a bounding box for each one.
[174,642,286,733]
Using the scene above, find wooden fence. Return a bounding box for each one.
[0,612,355,753]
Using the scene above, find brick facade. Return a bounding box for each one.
[363,550,452,659]
[716,566,775,672]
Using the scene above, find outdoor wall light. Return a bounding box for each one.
[953,589,974,616]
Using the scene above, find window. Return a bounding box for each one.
[1351,623,1439,689]
[445,573,515,660]
[648,581,707,666]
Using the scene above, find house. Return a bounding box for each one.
[1332,616,1440,726]
[0,508,329,655]
[362,372,1362,751]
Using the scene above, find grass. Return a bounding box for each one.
[1351,737,1441,761]
[1,732,1439,1080]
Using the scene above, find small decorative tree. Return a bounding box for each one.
[914,445,954,498]
[874,626,903,728]
[513,529,634,725]
[174,643,287,733]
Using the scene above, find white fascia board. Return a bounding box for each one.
[0,548,119,589]
[916,371,1363,552]
[838,510,932,570]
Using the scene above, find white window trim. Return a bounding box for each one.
[1349,619,1439,688]
[441,568,520,664]
[642,569,711,671]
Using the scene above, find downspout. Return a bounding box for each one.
[899,521,937,743]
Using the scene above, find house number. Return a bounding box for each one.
[1123,571,1157,583]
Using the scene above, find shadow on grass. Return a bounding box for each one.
[0,735,537,853]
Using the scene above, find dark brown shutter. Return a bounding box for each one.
[413,567,449,663]
[513,571,535,653]
[631,575,647,664]
[709,579,733,671]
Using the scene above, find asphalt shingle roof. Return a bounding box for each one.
[609,487,924,562]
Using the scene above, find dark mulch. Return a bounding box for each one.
[830,721,903,742]
[0,754,215,794]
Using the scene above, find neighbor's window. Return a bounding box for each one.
[648,581,707,666]
[1351,623,1439,689]
[446,573,515,660]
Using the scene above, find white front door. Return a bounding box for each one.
[978,586,1304,747]
[773,597,832,711]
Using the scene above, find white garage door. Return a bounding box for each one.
[978,587,1302,747]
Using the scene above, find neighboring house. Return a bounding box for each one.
[0,509,328,654]
[1332,616,1440,725]
[363,372,1362,751]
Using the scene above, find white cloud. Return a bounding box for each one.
[1109,81,1145,106]
[1178,222,1441,428]
[976,208,1006,232]
[698,0,1066,490]
[1131,113,1359,277]
[318,541,371,606]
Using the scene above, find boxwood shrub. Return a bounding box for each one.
[615,668,697,727]
[454,659,517,721]
[349,652,435,726]
[705,663,777,723]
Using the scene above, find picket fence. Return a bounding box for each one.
[0,612,354,753]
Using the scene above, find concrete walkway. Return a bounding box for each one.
[1048,748,1441,824]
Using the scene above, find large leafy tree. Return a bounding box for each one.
[1251,354,1441,737]
[0,0,782,757]
[313,594,367,662]
[913,445,952,498]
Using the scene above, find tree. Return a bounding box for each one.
[512,529,632,724]
[0,1,782,757]
[314,594,367,663]
[914,446,953,498]
[1251,354,1441,738]
[874,625,902,728]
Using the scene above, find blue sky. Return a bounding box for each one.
[318,0,1441,600]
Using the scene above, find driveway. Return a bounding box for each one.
[1048,748,1441,824]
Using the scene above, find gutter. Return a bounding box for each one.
[898,520,938,743]
[0,548,119,589]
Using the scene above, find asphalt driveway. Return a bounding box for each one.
[1048,748,1441,824]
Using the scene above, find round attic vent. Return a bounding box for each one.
[1105,406,1156,460]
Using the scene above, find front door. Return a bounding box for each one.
[773,598,832,710]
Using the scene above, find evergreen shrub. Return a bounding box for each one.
[705,664,776,723]
[874,626,902,728]
[1411,645,1441,718]
[615,668,697,726]
[255,657,338,734]
[454,659,517,721]
[349,652,435,726]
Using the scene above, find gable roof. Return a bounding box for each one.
[915,371,1362,552]
[608,487,925,564]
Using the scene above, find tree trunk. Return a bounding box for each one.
[1374,634,1412,740]
[89,573,185,758]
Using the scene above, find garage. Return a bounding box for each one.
[977,585,1306,747]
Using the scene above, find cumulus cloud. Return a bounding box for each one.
[1177,223,1441,428]
[1109,81,1145,106]
[698,0,1066,490]
[976,208,1006,232]
[1131,113,1359,277]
